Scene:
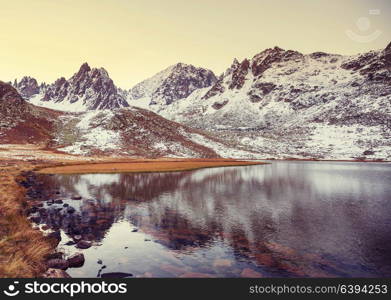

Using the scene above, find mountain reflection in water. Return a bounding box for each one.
[35,161,391,277]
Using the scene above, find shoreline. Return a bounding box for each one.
[0,144,389,278]
[36,159,265,175]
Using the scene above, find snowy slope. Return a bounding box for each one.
[128,63,217,106]
[51,106,256,158]
[152,44,391,160]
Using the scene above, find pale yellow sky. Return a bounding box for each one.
[0,0,390,88]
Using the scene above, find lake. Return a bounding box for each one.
[31,161,391,277]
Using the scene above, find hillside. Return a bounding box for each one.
[151,43,391,160]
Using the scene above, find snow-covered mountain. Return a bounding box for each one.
[128,63,217,107]
[14,63,129,111]
[152,43,391,160]
[7,43,391,160]
[1,81,253,158]
[12,76,43,99]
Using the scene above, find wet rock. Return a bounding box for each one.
[76,240,92,249]
[41,225,50,231]
[100,272,133,278]
[54,199,63,204]
[64,240,76,246]
[47,259,69,270]
[63,203,69,207]
[97,259,103,264]
[67,253,85,268]
[240,268,263,278]
[30,216,41,223]
[144,239,151,242]
[67,207,75,214]
[132,228,138,232]
[42,268,71,278]
[71,196,82,200]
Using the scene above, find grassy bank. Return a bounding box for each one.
[0,161,54,277]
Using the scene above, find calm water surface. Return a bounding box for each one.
[34,161,391,277]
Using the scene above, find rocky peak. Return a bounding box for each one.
[40,63,128,110]
[229,59,250,90]
[224,58,240,77]
[251,47,303,76]
[13,76,40,99]
[78,62,91,74]
[130,63,217,106]
[151,63,217,105]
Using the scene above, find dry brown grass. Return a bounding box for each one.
[0,215,53,277]
[0,161,55,278]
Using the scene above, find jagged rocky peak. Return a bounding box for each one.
[13,76,40,99]
[340,41,391,82]
[250,46,304,77]
[41,62,129,110]
[130,62,217,105]
[151,63,217,105]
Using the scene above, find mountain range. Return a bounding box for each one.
[6,42,391,160]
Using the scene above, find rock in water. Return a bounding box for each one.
[47,230,61,245]
[76,240,92,249]
[67,253,85,268]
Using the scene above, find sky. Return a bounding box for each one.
[0,0,390,88]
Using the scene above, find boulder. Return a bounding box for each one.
[47,230,61,244]
[67,253,85,268]
[76,240,92,249]
[67,207,75,214]
[47,259,69,270]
